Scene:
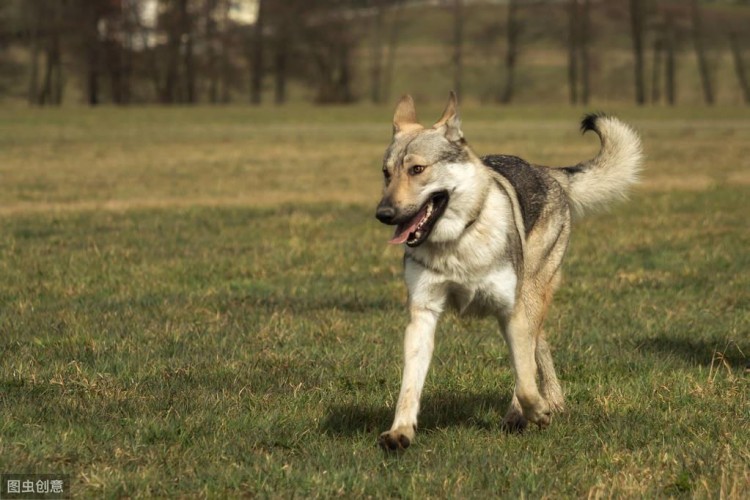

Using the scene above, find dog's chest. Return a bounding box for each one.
[445,265,517,317]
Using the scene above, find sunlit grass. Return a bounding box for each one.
[0,105,747,497]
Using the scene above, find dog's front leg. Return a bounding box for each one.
[379,306,441,451]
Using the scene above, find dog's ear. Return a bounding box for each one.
[393,95,421,134]
[433,91,463,143]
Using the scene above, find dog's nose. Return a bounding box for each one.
[375,205,396,224]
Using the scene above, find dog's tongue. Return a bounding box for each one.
[388,205,427,245]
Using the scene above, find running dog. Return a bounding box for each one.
[375,92,642,451]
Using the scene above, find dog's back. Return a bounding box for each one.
[482,155,558,237]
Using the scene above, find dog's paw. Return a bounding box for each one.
[378,427,414,452]
[530,409,552,429]
[503,396,552,432]
[501,408,528,433]
[523,400,552,429]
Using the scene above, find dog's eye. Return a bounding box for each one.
[409,165,426,176]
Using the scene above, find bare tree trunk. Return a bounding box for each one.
[119,14,134,105]
[177,0,195,103]
[220,0,231,103]
[728,32,750,105]
[40,47,56,105]
[382,0,405,104]
[39,24,63,107]
[452,0,463,98]
[86,10,100,106]
[370,2,384,104]
[39,48,53,105]
[37,2,64,106]
[580,0,591,105]
[109,41,126,105]
[87,49,99,106]
[52,0,64,106]
[205,0,219,104]
[651,37,663,104]
[183,36,195,103]
[162,2,181,104]
[27,14,40,106]
[328,44,353,104]
[665,16,676,106]
[499,0,519,104]
[52,39,64,105]
[274,34,288,105]
[629,0,646,105]
[690,0,714,105]
[567,0,579,104]
[220,47,230,103]
[250,0,265,105]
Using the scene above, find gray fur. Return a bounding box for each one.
[482,155,549,236]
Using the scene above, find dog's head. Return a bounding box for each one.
[376,92,477,247]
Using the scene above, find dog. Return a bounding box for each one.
[374,92,642,451]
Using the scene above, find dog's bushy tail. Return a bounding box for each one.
[553,113,643,218]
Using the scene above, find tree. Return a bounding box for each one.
[178,0,195,103]
[68,0,124,106]
[219,0,233,103]
[370,0,385,104]
[452,0,463,98]
[381,0,405,105]
[19,0,66,106]
[651,34,663,104]
[24,0,41,105]
[498,0,520,104]
[579,0,591,104]
[302,2,357,104]
[271,4,291,105]
[567,0,579,104]
[689,0,714,105]
[729,31,750,104]
[629,0,646,105]
[664,13,677,105]
[203,0,220,103]
[250,0,265,105]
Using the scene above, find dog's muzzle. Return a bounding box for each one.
[375,202,396,224]
[376,191,450,247]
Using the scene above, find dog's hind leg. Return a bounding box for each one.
[533,263,566,413]
[500,308,551,429]
[536,335,564,412]
[503,334,563,432]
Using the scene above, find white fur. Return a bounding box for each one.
[566,116,643,218]
[426,162,489,244]
[386,164,523,439]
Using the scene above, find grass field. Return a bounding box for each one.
[0,104,748,497]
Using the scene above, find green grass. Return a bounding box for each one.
[0,105,748,497]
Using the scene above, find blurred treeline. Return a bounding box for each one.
[0,0,748,107]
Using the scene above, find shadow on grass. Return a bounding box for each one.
[322,390,511,437]
[637,336,748,370]
[225,293,401,314]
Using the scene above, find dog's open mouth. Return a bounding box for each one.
[389,191,449,247]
